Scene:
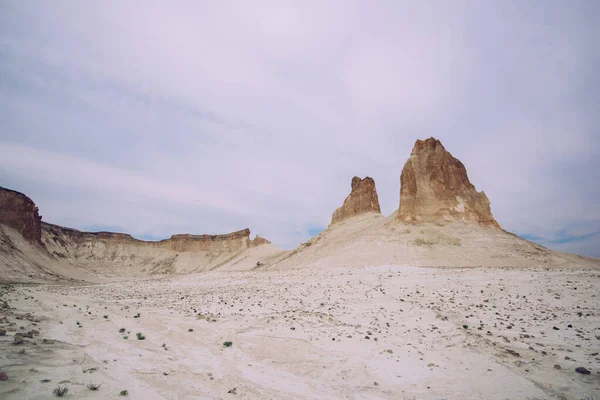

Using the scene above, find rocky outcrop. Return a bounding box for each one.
[398,138,499,226]
[162,230,250,252]
[331,177,381,225]
[0,187,42,244]
[250,235,271,247]
[42,222,251,253]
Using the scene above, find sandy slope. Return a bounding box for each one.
[272,213,600,270]
[1,265,599,399]
[0,225,99,283]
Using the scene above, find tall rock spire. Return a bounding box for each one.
[331,176,382,225]
[398,138,499,226]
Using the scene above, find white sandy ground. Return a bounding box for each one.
[271,213,600,270]
[1,266,599,400]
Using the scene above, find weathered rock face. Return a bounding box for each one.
[0,187,42,244]
[42,222,251,253]
[163,230,250,252]
[398,138,499,226]
[331,177,382,225]
[250,235,271,247]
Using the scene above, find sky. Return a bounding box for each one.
[0,1,599,256]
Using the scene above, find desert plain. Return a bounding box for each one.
[1,265,599,399]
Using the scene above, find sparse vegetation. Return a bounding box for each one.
[87,383,101,391]
[223,341,233,347]
[120,390,129,396]
[136,332,145,340]
[414,237,435,247]
[53,386,69,397]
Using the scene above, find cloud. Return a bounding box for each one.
[0,1,599,255]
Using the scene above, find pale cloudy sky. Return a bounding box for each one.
[1,1,599,256]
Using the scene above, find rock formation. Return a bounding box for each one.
[331,177,381,225]
[0,187,42,243]
[397,138,498,226]
[163,230,251,252]
[42,223,252,253]
[250,235,271,247]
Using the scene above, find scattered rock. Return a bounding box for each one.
[13,333,24,345]
[0,370,7,381]
[506,349,521,357]
[554,364,561,369]
[575,367,590,375]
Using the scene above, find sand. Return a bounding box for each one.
[1,265,599,399]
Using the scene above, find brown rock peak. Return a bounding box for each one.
[331,176,382,225]
[0,186,43,243]
[398,138,499,226]
[250,234,271,247]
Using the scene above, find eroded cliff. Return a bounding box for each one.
[0,187,42,244]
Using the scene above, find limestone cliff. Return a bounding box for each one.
[42,223,251,253]
[397,138,498,226]
[331,177,381,225]
[0,187,42,244]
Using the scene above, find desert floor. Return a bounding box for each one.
[1,265,599,399]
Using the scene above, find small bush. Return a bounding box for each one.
[188,328,193,332]
[223,341,233,347]
[119,328,126,333]
[123,335,128,339]
[136,332,145,340]
[87,383,101,391]
[120,390,129,396]
[414,237,435,247]
[463,325,468,329]
[53,386,69,397]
